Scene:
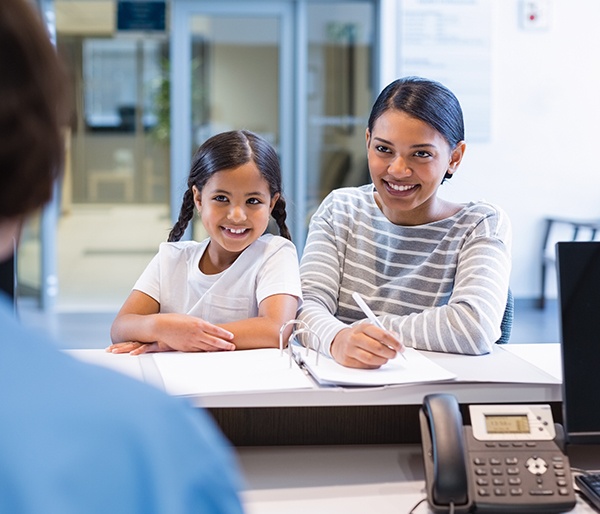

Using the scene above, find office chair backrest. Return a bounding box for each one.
[495,288,514,345]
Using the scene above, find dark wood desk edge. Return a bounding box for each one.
[207,402,563,446]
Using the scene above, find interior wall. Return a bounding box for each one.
[211,45,278,144]
[383,0,600,300]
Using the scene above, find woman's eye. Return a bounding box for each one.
[414,150,432,158]
[375,145,391,153]
[213,195,228,202]
[247,197,262,205]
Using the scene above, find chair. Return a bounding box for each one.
[495,288,514,345]
[538,217,600,309]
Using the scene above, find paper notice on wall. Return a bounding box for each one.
[399,0,492,142]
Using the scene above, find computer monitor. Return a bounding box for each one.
[556,241,600,446]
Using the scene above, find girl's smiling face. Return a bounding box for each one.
[193,161,278,272]
[366,109,465,226]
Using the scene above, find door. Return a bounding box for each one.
[171,0,377,249]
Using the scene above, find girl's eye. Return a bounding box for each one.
[375,145,391,154]
[213,195,228,202]
[247,197,262,205]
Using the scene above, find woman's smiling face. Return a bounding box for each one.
[366,109,465,226]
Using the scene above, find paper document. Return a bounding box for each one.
[152,348,315,396]
[292,346,456,387]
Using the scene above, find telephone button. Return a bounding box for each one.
[508,477,522,486]
[493,478,505,486]
[529,489,554,496]
[489,458,501,465]
[526,456,548,474]
[507,467,520,475]
[475,468,488,476]
[526,442,537,447]
[556,479,567,487]
[505,457,518,465]
[476,478,489,486]
[473,457,486,465]
[510,488,523,496]
[558,487,570,496]
[478,488,490,496]
[491,468,503,476]
[494,488,507,496]
[555,470,566,477]
[512,442,524,447]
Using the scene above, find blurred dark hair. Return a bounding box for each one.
[368,77,464,180]
[169,130,291,241]
[0,0,70,220]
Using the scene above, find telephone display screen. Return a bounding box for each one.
[484,414,530,434]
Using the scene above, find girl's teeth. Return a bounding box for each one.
[227,228,246,234]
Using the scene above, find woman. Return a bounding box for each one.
[298,76,511,369]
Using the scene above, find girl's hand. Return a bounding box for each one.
[330,324,403,369]
[106,341,174,355]
[152,313,236,353]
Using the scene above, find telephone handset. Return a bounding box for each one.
[419,393,576,514]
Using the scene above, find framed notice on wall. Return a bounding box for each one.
[398,0,491,142]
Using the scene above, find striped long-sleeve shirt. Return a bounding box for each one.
[297,184,512,357]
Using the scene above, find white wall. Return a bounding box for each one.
[381,0,600,300]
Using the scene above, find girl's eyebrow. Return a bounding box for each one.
[211,188,268,197]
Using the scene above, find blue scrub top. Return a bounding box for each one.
[0,293,245,513]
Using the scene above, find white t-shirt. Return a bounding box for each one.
[134,234,302,324]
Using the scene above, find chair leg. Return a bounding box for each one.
[539,261,547,309]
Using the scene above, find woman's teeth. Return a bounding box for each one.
[388,182,416,192]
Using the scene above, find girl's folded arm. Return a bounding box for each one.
[218,293,300,350]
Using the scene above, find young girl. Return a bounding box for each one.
[108,130,302,355]
[298,77,512,369]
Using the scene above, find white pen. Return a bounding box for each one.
[352,292,407,360]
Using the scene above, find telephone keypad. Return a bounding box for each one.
[468,438,573,505]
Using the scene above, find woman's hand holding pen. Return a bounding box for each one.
[330,323,404,369]
[107,313,235,355]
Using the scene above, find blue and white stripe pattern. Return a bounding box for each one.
[298,184,512,358]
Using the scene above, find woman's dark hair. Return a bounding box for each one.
[367,76,464,180]
[168,130,291,242]
[0,0,69,220]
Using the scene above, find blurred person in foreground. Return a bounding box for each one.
[0,0,245,512]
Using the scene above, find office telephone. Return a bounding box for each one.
[419,393,576,513]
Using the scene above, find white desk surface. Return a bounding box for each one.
[237,444,596,514]
[67,343,563,408]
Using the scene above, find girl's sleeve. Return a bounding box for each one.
[255,239,303,304]
[132,251,161,302]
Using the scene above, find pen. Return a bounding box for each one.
[352,292,407,360]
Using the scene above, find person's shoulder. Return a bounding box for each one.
[252,234,298,255]
[157,239,208,257]
[460,201,509,222]
[325,184,374,203]
[317,185,376,218]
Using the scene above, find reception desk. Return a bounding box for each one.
[68,343,562,445]
[68,344,599,513]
